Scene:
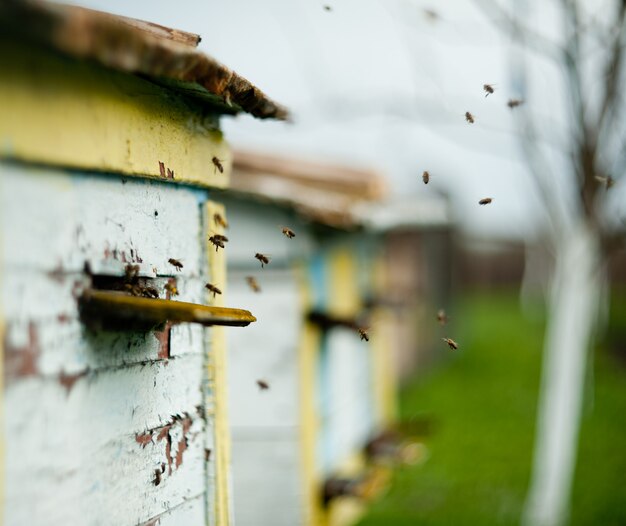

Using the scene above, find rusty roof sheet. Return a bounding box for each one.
[0,1,289,120]
[230,150,388,228]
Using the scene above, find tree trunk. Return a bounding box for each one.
[522,222,603,526]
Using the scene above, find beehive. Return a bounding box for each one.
[0,3,285,525]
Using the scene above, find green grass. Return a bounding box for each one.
[357,290,626,526]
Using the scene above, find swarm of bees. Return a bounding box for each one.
[168,258,183,271]
[465,111,475,124]
[282,227,296,239]
[479,197,493,205]
[442,337,458,350]
[212,156,224,174]
[123,264,159,298]
[257,379,270,390]
[255,253,270,267]
[422,171,430,184]
[483,84,495,97]
[358,328,370,342]
[205,283,222,297]
[246,276,261,293]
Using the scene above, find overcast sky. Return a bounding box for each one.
[60,0,625,240]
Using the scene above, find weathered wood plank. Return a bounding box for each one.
[0,41,230,187]
[4,355,206,526]
[0,164,203,275]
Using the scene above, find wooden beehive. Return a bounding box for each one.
[222,151,396,526]
[0,3,286,525]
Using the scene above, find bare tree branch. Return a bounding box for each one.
[471,0,566,62]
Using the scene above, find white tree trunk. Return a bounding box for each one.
[522,223,603,526]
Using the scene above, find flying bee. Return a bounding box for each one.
[168,258,183,271]
[483,84,495,97]
[423,8,439,21]
[153,468,162,486]
[257,379,270,390]
[212,234,228,243]
[465,111,475,124]
[205,283,222,297]
[507,99,524,109]
[164,281,178,297]
[255,253,270,267]
[212,156,224,174]
[208,236,225,252]
[246,276,261,293]
[323,4,332,11]
[358,328,370,342]
[479,197,493,205]
[422,171,430,184]
[214,212,228,229]
[282,227,296,239]
[437,309,448,326]
[594,175,615,189]
[442,337,458,350]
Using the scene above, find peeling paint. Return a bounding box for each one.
[136,432,153,449]
[4,322,39,382]
[155,323,172,360]
[58,370,88,394]
[137,414,194,480]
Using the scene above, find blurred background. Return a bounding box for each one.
[5,0,626,524]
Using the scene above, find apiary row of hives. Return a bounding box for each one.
[0,3,452,525]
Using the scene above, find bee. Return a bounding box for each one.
[164,280,178,297]
[483,84,495,97]
[257,379,270,390]
[282,227,296,239]
[208,236,225,252]
[214,213,228,229]
[124,264,140,282]
[594,175,615,189]
[422,171,430,184]
[423,8,439,21]
[442,337,458,350]
[507,99,524,109]
[212,234,228,243]
[153,468,162,486]
[358,328,369,342]
[246,276,261,293]
[143,285,159,299]
[255,253,270,267]
[168,258,183,271]
[205,283,222,297]
[204,448,212,462]
[212,157,224,174]
[437,309,448,326]
[124,283,143,296]
[465,111,475,124]
[479,197,493,205]
[323,4,332,11]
